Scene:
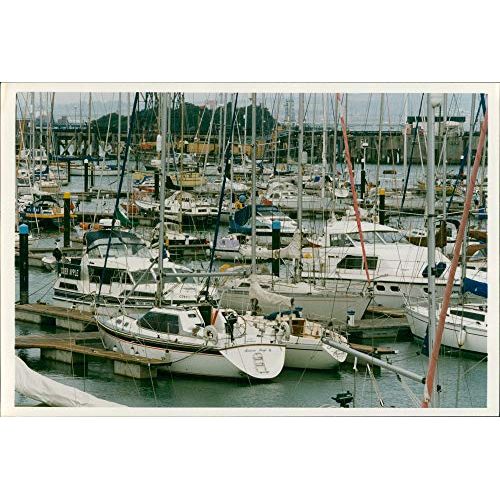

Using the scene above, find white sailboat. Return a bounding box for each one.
[97,92,286,380]
[405,302,487,354]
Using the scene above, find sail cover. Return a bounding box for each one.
[248,275,292,309]
[15,356,124,407]
[256,231,302,260]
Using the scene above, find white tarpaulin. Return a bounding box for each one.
[15,356,124,407]
[256,231,303,260]
[248,275,293,309]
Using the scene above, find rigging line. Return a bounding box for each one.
[399,93,425,220]
[396,373,420,407]
[338,97,371,285]
[97,93,140,300]
[204,93,240,297]
[446,93,486,212]
[366,364,385,407]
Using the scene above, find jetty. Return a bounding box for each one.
[15,332,170,379]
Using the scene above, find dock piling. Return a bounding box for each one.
[90,160,94,188]
[19,224,29,305]
[154,171,159,200]
[272,220,281,277]
[378,187,386,224]
[84,158,89,192]
[63,192,71,248]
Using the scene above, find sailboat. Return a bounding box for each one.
[222,93,372,325]
[96,92,286,380]
[405,94,488,357]
[405,301,487,354]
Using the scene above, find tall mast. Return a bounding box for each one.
[403,94,408,171]
[441,94,448,221]
[31,92,35,179]
[321,93,327,198]
[217,93,223,165]
[117,93,122,165]
[243,101,248,162]
[87,93,92,157]
[272,94,281,169]
[462,93,476,281]
[286,93,292,165]
[39,93,43,170]
[311,93,316,165]
[251,93,257,275]
[295,93,304,281]
[156,93,169,307]
[221,93,227,172]
[333,95,338,177]
[426,93,439,407]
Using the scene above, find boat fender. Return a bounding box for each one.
[203,325,219,343]
[278,322,291,341]
[458,327,467,347]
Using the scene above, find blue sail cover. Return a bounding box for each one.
[462,277,487,298]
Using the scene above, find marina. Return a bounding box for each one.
[11,90,489,409]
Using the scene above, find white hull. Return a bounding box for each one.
[284,341,342,369]
[302,275,453,310]
[99,327,285,379]
[219,287,370,323]
[405,305,487,354]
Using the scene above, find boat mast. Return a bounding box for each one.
[156,93,169,307]
[426,93,439,407]
[286,93,292,166]
[251,92,257,275]
[441,94,447,222]
[295,93,304,282]
[321,93,327,199]
[87,93,92,158]
[311,93,316,165]
[117,93,122,166]
[403,93,408,172]
[38,93,43,171]
[30,92,35,180]
[462,94,476,283]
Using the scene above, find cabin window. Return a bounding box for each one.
[376,284,385,291]
[365,257,378,270]
[238,282,250,288]
[377,232,408,244]
[350,232,378,244]
[337,255,363,269]
[390,285,400,292]
[59,282,78,290]
[422,262,447,278]
[88,266,132,285]
[329,234,353,247]
[450,310,485,322]
[138,312,179,333]
[337,255,378,271]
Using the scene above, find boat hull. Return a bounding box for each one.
[405,305,487,354]
[98,323,285,379]
[219,288,370,323]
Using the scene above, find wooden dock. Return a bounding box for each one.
[15,303,97,332]
[15,332,170,379]
[347,316,411,341]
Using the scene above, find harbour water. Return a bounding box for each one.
[12,95,488,410]
[14,266,487,408]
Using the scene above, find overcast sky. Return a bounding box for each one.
[16,92,476,129]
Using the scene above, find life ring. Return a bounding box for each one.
[203,325,219,344]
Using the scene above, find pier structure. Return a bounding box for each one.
[16,119,486,167]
